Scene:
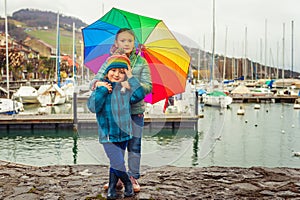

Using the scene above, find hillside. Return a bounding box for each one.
[0,8,87,56]
[24,28,83,56]
[1,8,299,77]
[11,8,87,32]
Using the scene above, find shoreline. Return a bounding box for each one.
[1,160,300,199]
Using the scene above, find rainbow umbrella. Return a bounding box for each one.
[82,7,190,104]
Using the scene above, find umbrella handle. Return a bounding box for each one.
[132,46,142,68]
[132,44,146,68]
[110,44,118,55]
[137,44,146,51]
[131,56,138,68]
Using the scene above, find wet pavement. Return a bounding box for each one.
[0,160,300,199]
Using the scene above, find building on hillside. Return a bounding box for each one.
[0,33,40,81]
[23,37,55,58]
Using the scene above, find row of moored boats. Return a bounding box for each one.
[0,79,75,115]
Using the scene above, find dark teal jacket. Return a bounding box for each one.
[95,77,145,143]
[91,50,152,114]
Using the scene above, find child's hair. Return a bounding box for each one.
[116,28,135,40]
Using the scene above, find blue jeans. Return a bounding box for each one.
[103,141,128,176]
[128,114,144,179]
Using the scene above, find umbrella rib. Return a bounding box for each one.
[118,13,143,43]
[88,28,116,35]
[144,46,181,50]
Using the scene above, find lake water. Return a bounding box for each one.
[0,103,299,168]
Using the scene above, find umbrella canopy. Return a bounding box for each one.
[82,7,190,104]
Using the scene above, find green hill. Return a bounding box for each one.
[25,28,83,56]
[0,8,86,56]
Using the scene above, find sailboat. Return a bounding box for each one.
[0,0,24,114]
[203,90,232,108]
[0,98,24,114]
[13,85,39,104]
[202,0,232,108]
[37,84,66,106]
[61,22,76,102]
[37,12,66,106]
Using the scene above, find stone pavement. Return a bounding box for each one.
[0,160,300,200]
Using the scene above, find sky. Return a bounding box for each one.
[2,0,300,72]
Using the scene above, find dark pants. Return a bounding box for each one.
[128,114,144,179]
[103,141,128,176]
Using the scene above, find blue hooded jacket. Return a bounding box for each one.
[94,77,145,143]
[91,49,152,115]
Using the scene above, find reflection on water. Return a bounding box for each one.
[72,133,78,164]
[23,103,73,115]
[22,101,90,115]
[197,103,300,168]
[0,103,300,168]
[0,129,79,166]
[192,131,200,166]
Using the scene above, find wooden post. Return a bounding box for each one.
[195,91,199,116]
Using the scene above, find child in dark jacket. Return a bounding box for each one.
[93,54,145,199]
[91,29,153,193]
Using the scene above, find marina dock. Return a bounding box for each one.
[0,113,202,130]
[0,94,297,131]
[231,95,298,103]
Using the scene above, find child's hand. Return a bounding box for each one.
[122,65,132,90]
[96,81,112,93]
[125,64,132,78]
[124,68,132,78]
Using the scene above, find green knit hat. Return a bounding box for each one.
[104,54,130,74]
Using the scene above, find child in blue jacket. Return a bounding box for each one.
[93,54,145,199]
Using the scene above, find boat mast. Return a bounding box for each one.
[203,35,208,80]
[264,19,268,78]
[260,38,263,79]
[80,39,84,85]
[282,23,285,81]
[232,42,235,80]
[236,42,239,77]
[244,26,248,81]
[276,41,279,79]
[72,22,76,84]
[210,0,215,83]
[197,39,201,83]
[269,48,274,78]
[56,12,61,87]
[5,0,9,98]
[291,20,294,78]
[222,26,228,81]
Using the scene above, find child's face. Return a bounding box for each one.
[107,68,126,82]
[115,31,135,55]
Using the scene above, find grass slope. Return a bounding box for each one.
[25,28,83,56]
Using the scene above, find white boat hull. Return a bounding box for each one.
[0,98,24,114]
[203,95,232,108]
[13,86,39,104]
[294,99,300,109]
[294,104,300,109]
[37,95,66,106]
[37,84,66,106]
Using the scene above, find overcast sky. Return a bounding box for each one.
[3,0,300,72]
